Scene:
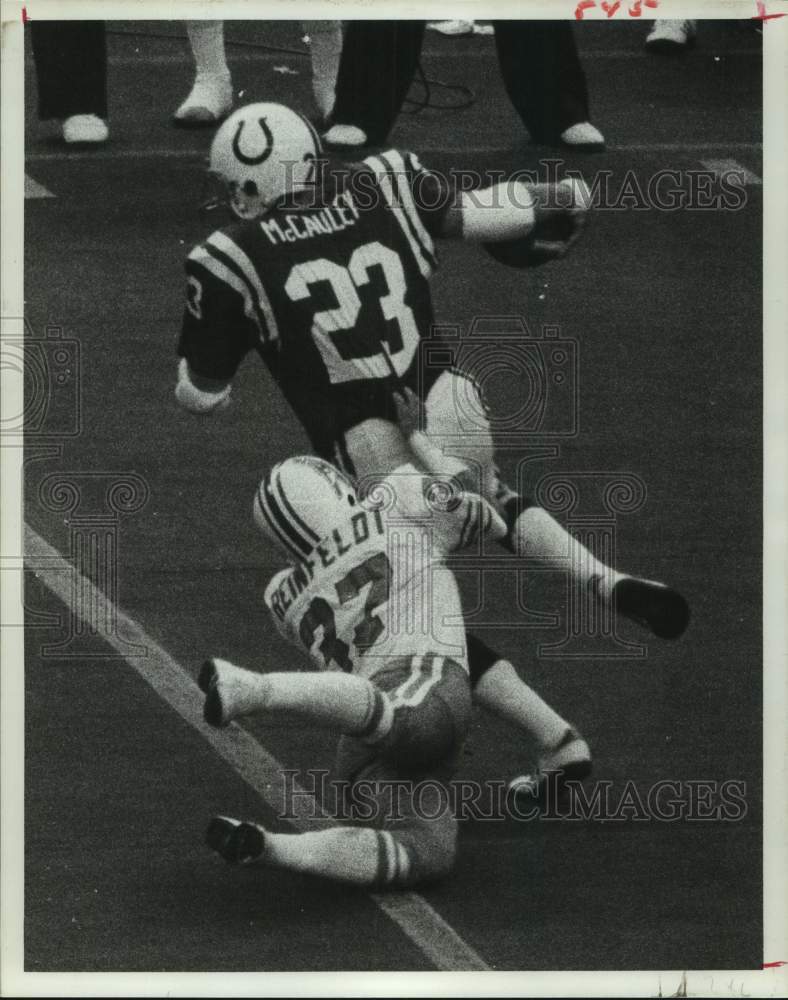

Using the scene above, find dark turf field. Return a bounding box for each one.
[22,19,763,972]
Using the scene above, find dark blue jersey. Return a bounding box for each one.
[178,149,450,459]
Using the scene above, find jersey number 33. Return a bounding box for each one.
[298,551,393,671]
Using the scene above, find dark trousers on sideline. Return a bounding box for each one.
[330,21,426,145]
[330,20,590,146]
[492,20,590,143]
[30,21,107,120]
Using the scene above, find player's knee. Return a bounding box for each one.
[424,371,494,472]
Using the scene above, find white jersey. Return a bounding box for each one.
[264,464,506,679]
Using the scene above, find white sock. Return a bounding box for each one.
[264,827,387,885]
[514,507,624,601]
[473,659,569,749]
[231,668,393,740]
[186,21,230,77]
[304,20,342,119]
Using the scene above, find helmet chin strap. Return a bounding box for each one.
[230,198,263,221]
[198,171,234,226]
[233,186,316,220]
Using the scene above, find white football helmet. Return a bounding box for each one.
[208,102,322,219]
[254,456,357,561]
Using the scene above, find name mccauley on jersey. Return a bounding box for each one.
[178,150,451,465]
[262,467,506,681]
[259,191,360,245]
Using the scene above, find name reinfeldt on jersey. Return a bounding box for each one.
[263,157,749,219]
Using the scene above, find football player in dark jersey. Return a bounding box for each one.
[176,103,690,797]
[176,103,588,475]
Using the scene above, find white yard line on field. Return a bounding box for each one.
[24,173,55,198]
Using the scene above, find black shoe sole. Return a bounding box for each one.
[205,817,265,864]
[198,659,216,693]
[614,578,691,640]
[198,660,224,726]
[510,759,594,813]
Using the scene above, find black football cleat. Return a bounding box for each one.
[508,727,592,811]
[205,816,266,865]
[197,658,216,694]
[198,658,229,727]
[613,577,691,639]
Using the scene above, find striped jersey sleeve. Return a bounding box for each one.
[389,467,507,555]
[177,228,279,381]
[362,149,450,278]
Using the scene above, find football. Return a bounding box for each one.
[484,177,590,268]
[483,209,581,269]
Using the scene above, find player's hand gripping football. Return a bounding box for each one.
[527,178,591,263]
[394,386,427,440]
[484,177,591,269]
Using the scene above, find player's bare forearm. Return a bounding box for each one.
[440,177,591,258]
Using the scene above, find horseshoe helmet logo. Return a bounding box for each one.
[232,117,274,166]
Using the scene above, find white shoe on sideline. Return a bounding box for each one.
[173,71,233,126]
[559,121,605,151]
[427,20,474,36]
[62,114,109,144]
[322,124,368,148]
[645,20,697,52]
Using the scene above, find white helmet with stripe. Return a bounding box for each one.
[254,456,357,561]
[208,102,322,220]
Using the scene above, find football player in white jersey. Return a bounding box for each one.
[201,398,596,887]
[201,442,503,886]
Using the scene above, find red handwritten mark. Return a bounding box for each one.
[763,961,787,968]
[753,1,786,19]
[22,5,28,22]
[576,0,657,17]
